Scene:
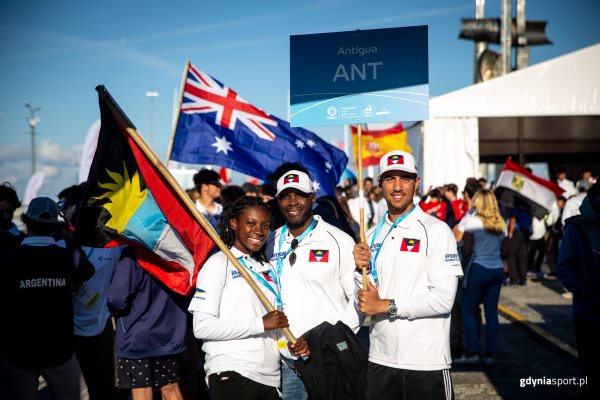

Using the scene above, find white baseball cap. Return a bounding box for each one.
[276,170,314,197]
[378,150,418,178]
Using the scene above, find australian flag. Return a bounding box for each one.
[170,62,348,196]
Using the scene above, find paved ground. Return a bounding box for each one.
[452,276,583,399]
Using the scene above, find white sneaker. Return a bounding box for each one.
[453,354,480,365]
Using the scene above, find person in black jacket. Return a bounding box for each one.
[1,196,94,399]
[0,182,26,252]
[108,248,188,400]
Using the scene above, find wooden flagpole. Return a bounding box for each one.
[356,124,368,289]
[97,85,297,344]
[164,60,190,165]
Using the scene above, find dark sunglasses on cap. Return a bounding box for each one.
[289,238,299,267]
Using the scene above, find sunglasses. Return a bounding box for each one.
[57,200,68,211]
[289,238,299,267]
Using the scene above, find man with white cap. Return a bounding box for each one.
[267,162,360,400]
[353,150,463,400]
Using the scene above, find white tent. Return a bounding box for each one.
[422,43,600,190]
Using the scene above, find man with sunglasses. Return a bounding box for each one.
[267,163,360,400]
[353,150,463,400]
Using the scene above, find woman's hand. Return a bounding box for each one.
[262,310,289,331]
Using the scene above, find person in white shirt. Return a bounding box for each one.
[353,150,463,400]
[562,180,591,226]
[556,167,577,199]
[267,163,360,400]
[453,189,507,367]
[189,196,308,400]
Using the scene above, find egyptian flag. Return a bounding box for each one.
[351,123,412,167]
[76,86,215,295]
[494,158,565,219]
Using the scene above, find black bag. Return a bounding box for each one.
[294,321,368,400]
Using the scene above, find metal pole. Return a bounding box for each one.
[500,0,513,75]
[516,0,530,69]
[145,91,159,148]
[24,102,41,175]
[474,0,486,83]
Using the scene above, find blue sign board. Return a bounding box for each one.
[290,26,429,127]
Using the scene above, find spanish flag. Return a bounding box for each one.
[76,86,215,295]
[351,123,412,167]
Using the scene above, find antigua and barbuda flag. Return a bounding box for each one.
[284,174,300,184]
[387,154,405,166]
[400,238,420,252]
[76,86,215,295]
[494,157,565,219]
[309,249,329,262]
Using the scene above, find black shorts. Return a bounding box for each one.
[117,356,179,389]
[366,362,454,400]
[208,371,279,400]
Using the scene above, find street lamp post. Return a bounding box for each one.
[145,91,159,148]
[24,101,41,175]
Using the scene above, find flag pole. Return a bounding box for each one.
[356,124,368,289]
[96,85,298,345]
[165,60,190,165]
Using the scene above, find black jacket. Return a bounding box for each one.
[295,321,367,400]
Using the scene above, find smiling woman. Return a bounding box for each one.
[188,195,310,400]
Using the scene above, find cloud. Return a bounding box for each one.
[0,143,27,162]
[0,139,82,199]
[126,0,349,44]
[3,26,180,77]
[333,4,472,30]
[38,139,79,166]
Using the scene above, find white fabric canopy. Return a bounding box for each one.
[430,44,600,118]
[422,44,600,191]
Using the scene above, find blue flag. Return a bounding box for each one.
[169,63,348,196]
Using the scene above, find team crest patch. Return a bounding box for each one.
[309,249,329,262]
[511,175,525,191]
[284,174,300,184]
[194,288,206,300]
[400,238,420,252]
[195,288,206,295]
[231,270,242,279]
[262,271,274,282]
[387,154,404,166]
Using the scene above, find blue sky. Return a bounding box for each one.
[1,0,599,199]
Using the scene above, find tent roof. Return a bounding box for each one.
[430,44,600,118]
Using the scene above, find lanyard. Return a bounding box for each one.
[369,207,415,283]
[237,257,279,303]
[273,219,317,308]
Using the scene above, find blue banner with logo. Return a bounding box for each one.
[290,26,429,127]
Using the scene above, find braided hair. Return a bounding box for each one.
[220,195,271,264]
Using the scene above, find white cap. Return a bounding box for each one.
[276,170,313,197]
[378,150,418,178]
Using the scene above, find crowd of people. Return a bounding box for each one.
[0,158,597,399]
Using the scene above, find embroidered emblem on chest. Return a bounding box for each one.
[309,249,329,262]
[400,238,420,252]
